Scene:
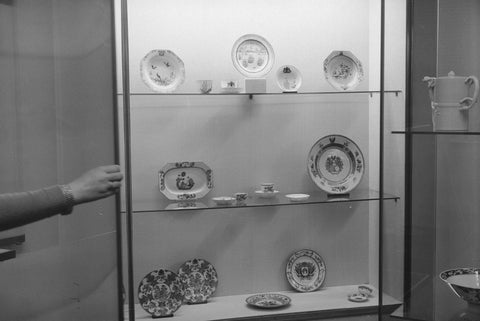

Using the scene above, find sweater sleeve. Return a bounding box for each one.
[0,185,72,232]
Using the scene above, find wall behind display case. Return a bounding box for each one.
[117,0,405,302]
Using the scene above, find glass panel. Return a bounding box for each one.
[0,0,121,320]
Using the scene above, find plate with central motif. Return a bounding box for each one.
[286,249,326,292]
[323,50,364,91]
[232,34,275,78]
[140,49,185,93]
[137,269,185,318]
[177,258,218,304]
[307,135,364,195]
[246,293,291,309]
[158,162,213,200]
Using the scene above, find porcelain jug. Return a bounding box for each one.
[423,71,479,131]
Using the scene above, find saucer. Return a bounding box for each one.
[255,190,280,198]
[285,194,310,202]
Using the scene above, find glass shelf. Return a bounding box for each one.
[129,189,399,214]
[392,125,480,135]
[118,90,401,97]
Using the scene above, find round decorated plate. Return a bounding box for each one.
[276,65,302,92]
[246,293,291,309]
[177,258,218,304]
[232,34,275,78]
[323,51,364,91]
[286,249,326,292]
[140,49,185,92]
[138,269,185,317]
[307,135,364,195]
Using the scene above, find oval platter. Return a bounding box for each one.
[137,269,185,318]
[285,249,326,292]
[140,49,185,93]
[307,134,364,195]
[246,293,291,309]
[177,258,219,304]
[323,50,364,91]
[158,161,213,200]
[232,34,275,78]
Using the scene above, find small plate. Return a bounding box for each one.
[347,292,368,303]
[286,249,326,292]
[307,135,364,194]
[255,190,280,198]
[246,293,291,309]
[276,65,302,92]
[285,194,310,202]
[212,196,235,205]
[177,258,218,304]
[232,34,275,78]
[138,269,185,317]
[323,51,364,91]
[159,162,213,200]
[140,49,185,93]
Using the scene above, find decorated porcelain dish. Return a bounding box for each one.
[232,34,275,78]
[158,162,213,200]
[323,51,364,91]
[140,49,185,93]
[212,196,235,205]
[138,269,185,317]
[285,194,310,202]
[307,135,364,195]
[276,65,302,92]
[286,249,326,292]
[440,267,480,305]
[255,190,280,198]
[348,292,369,303]
[177,258,219,304]
[245,293,291,309]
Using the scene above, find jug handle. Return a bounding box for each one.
[422,76,436,105]
[459,75,479,110]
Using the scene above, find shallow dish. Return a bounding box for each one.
[255,190,280,198]
[140,49,185,93]
[158,162,213,200]
[177,258,218,304]
[212,196,235,205]
[246,293,291,309]
[138,269,185,318]
[232,34,275,78]
[323,50,364,91]
[347,292,368,303]
[285,194,310,202]
[286,249,326,292]
[307,134,364,195]
[276,65,302,92]
[440,267,480,305]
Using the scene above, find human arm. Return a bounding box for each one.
[0,165,123,232]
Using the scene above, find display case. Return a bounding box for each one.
[116,0,407,320]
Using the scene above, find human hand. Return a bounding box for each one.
[68,165,123,204]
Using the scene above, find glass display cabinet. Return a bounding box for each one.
[117,0,406,320]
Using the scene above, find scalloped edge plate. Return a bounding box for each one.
[323,50,364,91]
[285,249,326,292]
[140,49,185,93]
[232,34,275,78]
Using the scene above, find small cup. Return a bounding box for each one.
[234,192,248,202]
[197,80,212,94]
[260,183,275,193]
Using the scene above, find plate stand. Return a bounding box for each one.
[327,193,350,200]
[152,314,173,319]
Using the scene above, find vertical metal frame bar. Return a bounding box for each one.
[119,0,135,319]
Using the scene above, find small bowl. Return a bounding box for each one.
[440,267,480,305]
[285,194,310,202]
[255,190,280,199]
[358,284,374,297]
[212,196,235,205]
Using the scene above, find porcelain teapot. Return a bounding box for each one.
[423,71,479,131]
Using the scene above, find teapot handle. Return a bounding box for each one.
[460,76,479,110]
[422,76,436,105]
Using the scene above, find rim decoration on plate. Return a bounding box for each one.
[323,50,364,91]
[307,134,364,195]
[140,49,185,92]
[138,269,185,318]
[246,293,291,309]
[232,34,275,78]
[286,249,326,292]
[158,162,213,200]
[177,258,219,304]
[276,65,302,92]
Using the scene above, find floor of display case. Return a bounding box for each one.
[128,285,401,321]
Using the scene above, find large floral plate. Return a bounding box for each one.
[323,51,364,91]
[177,258,218,304]
[276,65,302,92]
[246,293,291,309]
[140,49,185,93]
[232,34,275,78]
[286,249,326,292]
[158,162,213,200]
[307,135,364,195]
[138,269,185,318]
